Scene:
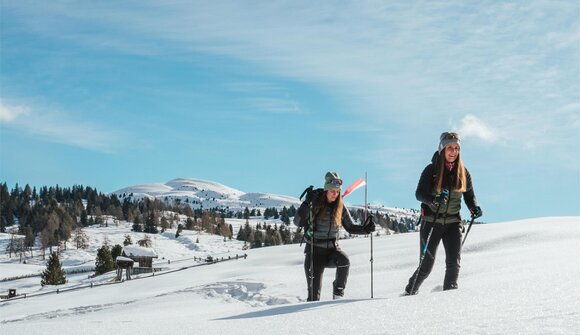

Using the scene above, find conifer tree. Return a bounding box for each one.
[41,251,66,286]
[95,244,114,275]
[175,224,183,238]
[144,212,159,234]
[0,216,6,233]
[132,215,143,232]
[288,205,296,217]
[123,234,133,246]
[236,222,248,241]
[280,211,290,225]
[80,210,88,227]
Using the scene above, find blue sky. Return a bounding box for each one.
[1,1,579,223]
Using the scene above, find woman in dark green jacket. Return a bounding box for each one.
[294,171,375,301]
[405,132,482,295]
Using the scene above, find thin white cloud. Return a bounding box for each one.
[225,81,304,114]
[0,101,30,122]
[320,121,383,133]
[454,114,498,143]
[226,82,285,93]
[0,100,123,153]
[246,97,302,114]
[557,102,580,129]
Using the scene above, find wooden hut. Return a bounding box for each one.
[121,245,158,269]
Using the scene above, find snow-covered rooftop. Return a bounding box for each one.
[121,245,158,258]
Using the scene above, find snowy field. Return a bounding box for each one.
[1,217,579,334]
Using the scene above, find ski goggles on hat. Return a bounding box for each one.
[442,132,460,140]
[328,178,343,186]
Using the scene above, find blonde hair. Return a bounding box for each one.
[435,153,467,193]
[333,195,343,228]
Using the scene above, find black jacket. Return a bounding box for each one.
[416,152,478,224]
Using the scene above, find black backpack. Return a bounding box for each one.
[297,186,325,228]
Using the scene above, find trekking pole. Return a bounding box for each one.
[462,216,476,247]
[309,201,314,301]
[365,172,373,299]
[409,189,448,295]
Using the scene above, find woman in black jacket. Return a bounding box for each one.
[294,171,375,301]
[404,132,482,295]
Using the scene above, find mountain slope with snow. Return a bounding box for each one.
[111,177,302,211]
[1,217,578,334]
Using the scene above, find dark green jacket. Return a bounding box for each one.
[416,152,478,224]
[293,190,367,248]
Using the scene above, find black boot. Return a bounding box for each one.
[443,283,458,291]
[332,282,344,300]
[443,266,459,291]
[403,284,418,296]
[404,268,428,296]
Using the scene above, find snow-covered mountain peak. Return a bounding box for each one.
[111,178,301,211]
[164,178,244,197]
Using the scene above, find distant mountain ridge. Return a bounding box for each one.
[111,178,420,224]
[111,178,302,211]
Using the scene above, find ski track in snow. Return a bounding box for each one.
[1,300,139,324]
[1,279,296,324]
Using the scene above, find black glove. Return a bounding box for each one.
[432,189,449,208]
[470,206,483,219]
[363,215,376,233]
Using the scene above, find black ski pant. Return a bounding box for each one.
[304,244,350,301]
[406,221,462,293]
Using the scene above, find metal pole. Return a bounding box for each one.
[462,216,476,247]
[309,202,314,301]
[409,189,447,295]
[365,172,373,299]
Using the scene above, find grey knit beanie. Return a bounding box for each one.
[323,171,342,191]
[438,132,461,154]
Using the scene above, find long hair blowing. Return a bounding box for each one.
[314,192,344,228]
[435,153,467,193]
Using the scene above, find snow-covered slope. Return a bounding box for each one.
[111,178,302,211]
[1,217,578,334]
